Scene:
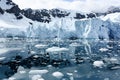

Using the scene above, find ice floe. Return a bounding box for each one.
[93,61,104,68]
[52,71,64,78]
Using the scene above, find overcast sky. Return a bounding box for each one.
[13,0,120,12]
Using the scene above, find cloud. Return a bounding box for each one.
[12,0,120,12]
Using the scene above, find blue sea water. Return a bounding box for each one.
[0,39,120,80]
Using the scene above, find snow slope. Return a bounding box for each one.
[0,0,120,40]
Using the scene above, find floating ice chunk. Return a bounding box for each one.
[104,58,119,64]
[74,70,78,72]
[0,48,21,56]
[35,44,47,49]
[47,65,52,68]
[29,70,48,75]
[69,42,81,47]
[109,58,119,64]
[33,55,39,58]
[110,65,120,70]
[31,51,36,54]
[67,73,73,76]
[46,47,69,52]
[17,66,26,74]
[0,57,6,61]
[93,61,104,68]
[52,71,64,78]
[19,71,26,74]
[104,78,109,80]
[8,77,16,80]
[31,75,44,80]
[17,66,25,71]
[99,48,108,52]
[0,49,9,55]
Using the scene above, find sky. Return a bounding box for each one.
[12,0,120,12]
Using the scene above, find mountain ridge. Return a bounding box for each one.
[0,0,120,40]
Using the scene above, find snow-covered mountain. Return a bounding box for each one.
[0,0,120,40]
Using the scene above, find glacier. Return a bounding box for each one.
[0,14,120,40]
[0,0,120,40]
[25,15,120,40]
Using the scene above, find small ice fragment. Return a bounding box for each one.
[104,78,109,80]
[110,58,119,64]
[19,71,26,74]
[35,44,47,48]
[31,75,44,80]
[47,65,52,68]
[52,71,64,78]
[8,77,16,80]
[93,61,104,68]
[29,70,48,75]
[67,73,73,76]
[99,48,108,52]
[74,70,78,72]
[31,51,36,54]
[0,57,6,61]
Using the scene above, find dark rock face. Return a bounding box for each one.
[21,9,51,23]
[6,0,15,5]
[50,9,70,18]
[0,7,4,14]
[6,5,23,19]
[21,8,70,23]
[95,13,106,17]
[0,0,23,19]
[87,13,96,18]
[0,0,120,22]
[74,13,86,19]
[108,29,114,40]
[107,7,120,14]
[74,13,96,19]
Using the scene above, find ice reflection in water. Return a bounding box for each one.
[0,38,120,80]
[82,18,92,56]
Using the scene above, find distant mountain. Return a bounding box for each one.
[0,0,120,22]
[0,0,120,40]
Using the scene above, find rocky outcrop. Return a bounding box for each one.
[6,5,23,19]
[21,8,70,23]
[0,7,4,14]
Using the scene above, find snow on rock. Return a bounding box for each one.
[0,0,14,10]
[52,71,64,79]
[93,61,104,68]
[102,12,120,23]
[0,0,120,40]
[0,12,32,31]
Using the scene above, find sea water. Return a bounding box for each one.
[0,38,120,80]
